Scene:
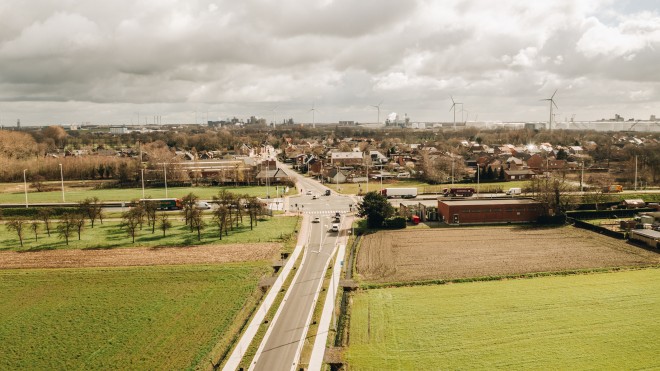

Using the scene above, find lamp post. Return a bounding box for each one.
[141,168,145,198]
[23,169,28,208]
[163,164,168,198]
[59,163,65,202]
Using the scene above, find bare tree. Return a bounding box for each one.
[158,212,172,237]
[190,208,205,241]
[79,197,103,228]
[181,193,199,230]
[6,218,27,247]
[121,208,143,243]
[529,175,579,217]
[73,214,85,240]
[56,214,77,246]
[245,196,263,230]
[142,200,158,233]
[212,205,229,239]
[30,219,39,242]
[37,208,54,237]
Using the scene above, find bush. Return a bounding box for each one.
[382,216,406,229]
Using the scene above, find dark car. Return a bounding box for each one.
[324,190,331,196]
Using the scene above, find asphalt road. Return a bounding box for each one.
[250,166,352,371]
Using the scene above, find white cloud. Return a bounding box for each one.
[0,0,658,125]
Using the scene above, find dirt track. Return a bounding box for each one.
[356,226,660,283]
[0,243,280,269]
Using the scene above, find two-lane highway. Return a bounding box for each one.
[248,167,353,371]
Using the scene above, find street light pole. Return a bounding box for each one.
[59,163,65,202]
[164,164,168,198]
[23,169,28,208]
[141,168,145,198]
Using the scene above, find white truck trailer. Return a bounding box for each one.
[380,187,418,199]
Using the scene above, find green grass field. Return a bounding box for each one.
[0,184,294,204]
[0,215,298,251]
[0,264,270,370]
[324,179,531,195]
[346,269,660,370]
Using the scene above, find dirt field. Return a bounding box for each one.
[356,226,660,283]
[0,243,280,269]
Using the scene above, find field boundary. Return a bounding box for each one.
[358,264,660,290]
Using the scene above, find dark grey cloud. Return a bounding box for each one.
[0,0,659,125]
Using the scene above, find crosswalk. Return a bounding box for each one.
[303,209,350,215]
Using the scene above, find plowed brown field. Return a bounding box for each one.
[0,243,279,269]
[356,226,659,283]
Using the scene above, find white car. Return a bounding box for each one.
[331,223,339,232]
[306,190,313,195]
[313,217,320,223]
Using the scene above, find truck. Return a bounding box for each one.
[441,187,475,197]
[602,184,623,193]
[139,198,183,210]
[380,187,418,199]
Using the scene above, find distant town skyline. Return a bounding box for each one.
[1,0,659,126]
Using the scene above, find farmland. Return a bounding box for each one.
[0,263,271,370]
[346,268,660,370]
[0,214,298,251]
[356,226,660,284]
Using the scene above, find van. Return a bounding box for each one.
[506,187,522,195]
[195,201,212,209]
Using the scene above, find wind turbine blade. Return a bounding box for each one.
[552,100,558,109]
[450,95,455,104]
[551,89,557,99]
[449,103,455,112]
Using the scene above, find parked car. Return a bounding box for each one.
[313,217,320,223]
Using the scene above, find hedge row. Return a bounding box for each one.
[0,207,78,218]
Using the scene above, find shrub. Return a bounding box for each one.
[382,216,406,229]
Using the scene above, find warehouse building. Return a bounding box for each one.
[629,229,660,249]
[438,198,544,225]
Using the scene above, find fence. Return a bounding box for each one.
[568,218,627,239]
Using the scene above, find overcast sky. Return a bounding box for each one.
[1,0,659,126]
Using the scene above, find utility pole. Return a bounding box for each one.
[634,156,638,191]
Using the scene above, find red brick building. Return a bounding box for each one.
[438,198,544,225]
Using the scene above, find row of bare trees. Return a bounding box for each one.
[119,191,267,243]
[3,197,104,247]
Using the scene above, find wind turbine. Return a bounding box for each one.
[449,96,463,130]
[541,90,558,132]
[309,103,317,128]
[371,100,383,125]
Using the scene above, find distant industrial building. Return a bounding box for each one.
[109,126,129,134]
[438,198,544,225]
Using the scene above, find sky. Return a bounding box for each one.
[0,0,659,126]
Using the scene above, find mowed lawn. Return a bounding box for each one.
[346,269,660,370]
[0,215,298,251]
[324,179,530,195]
[0,264,270,370]
[0,185,293,204]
